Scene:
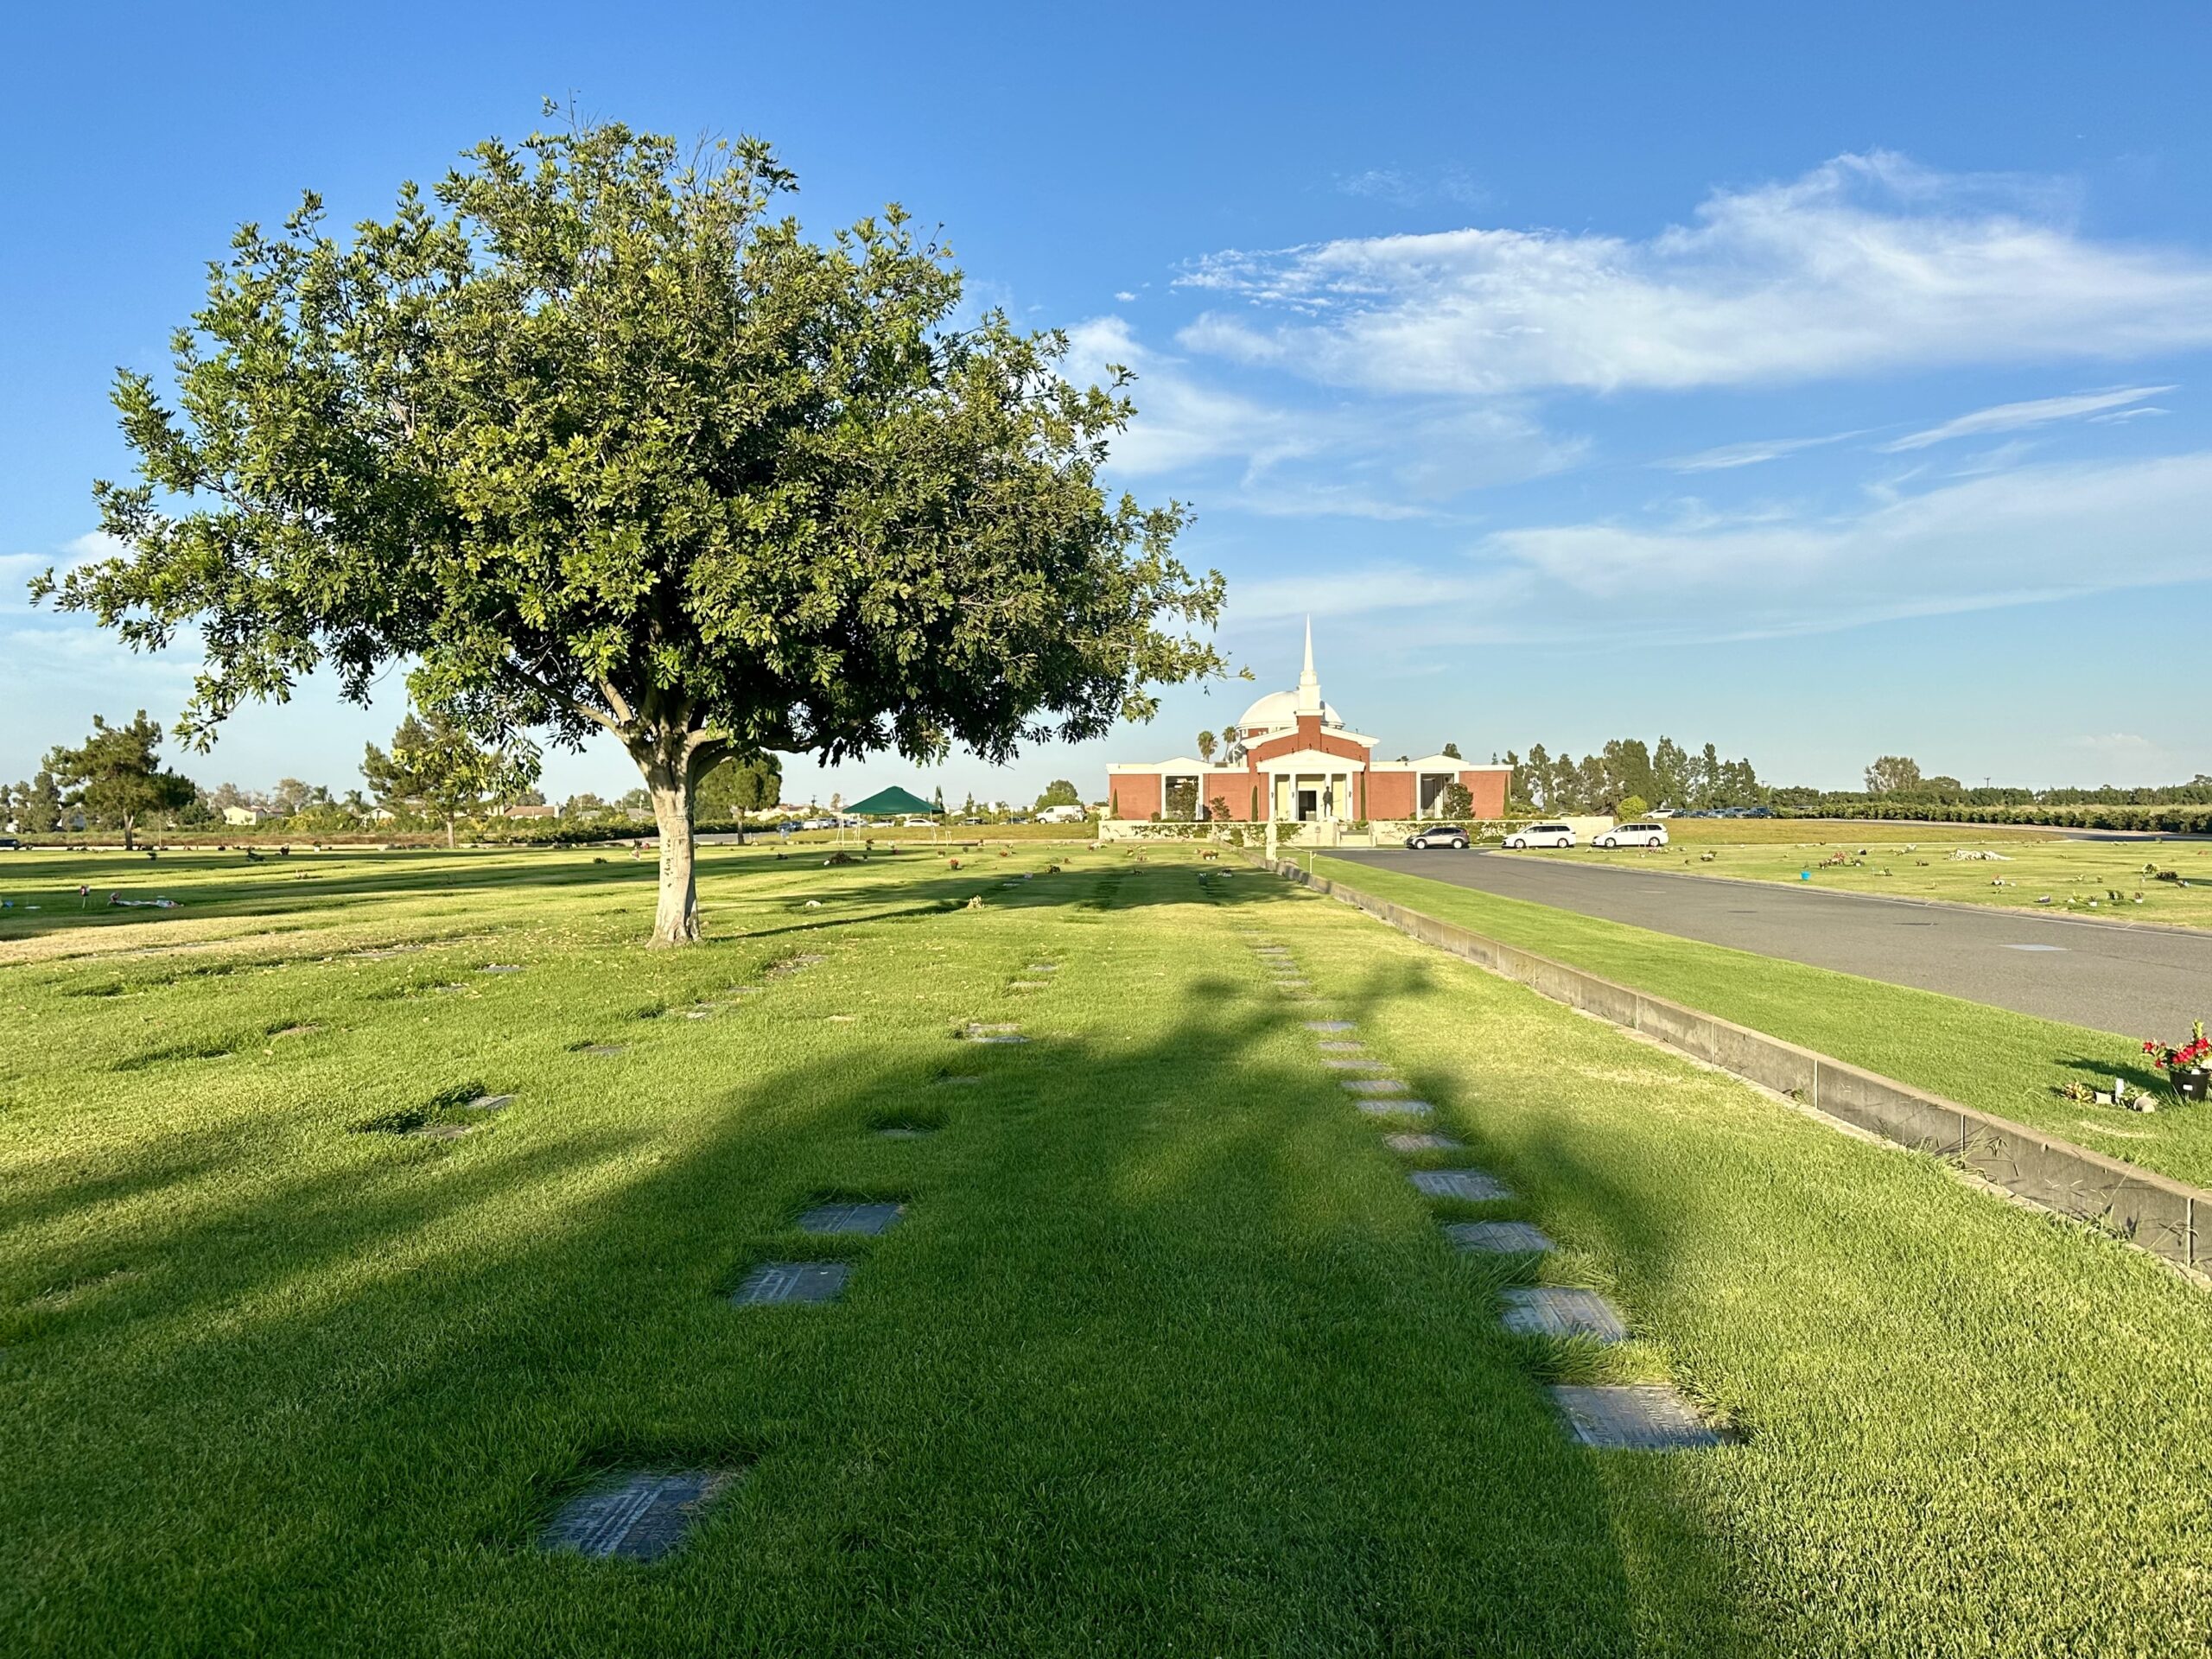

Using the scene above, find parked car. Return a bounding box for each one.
[1596,821,1669,849]
[1403,824,1469,850]
[799,817,834,830]
[1504,823,1575,849]
[900,816,936,827]
[0,836,19,850]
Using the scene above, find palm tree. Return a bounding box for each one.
[1197,730,1217,765]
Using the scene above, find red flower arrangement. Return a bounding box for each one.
[2142,1020,2210,1072]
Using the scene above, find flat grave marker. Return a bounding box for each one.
[1384,1131,1464,1152]
[478,963,526,975]
[796,1201,906,1236]
[1316,1041,1365,1053]
[1343,1077,1408,1095]
[959,1023,1027,1044]
[1444,1219,1554,1254]
[1548,1385,1722,1451]
[1322,1058,1392,1071]
[1357,1097,1433,1117]
[1503,1287,1627,1341]
[464,1093,516,1113]
[542,1469,742,1561]
[1409,1168,1511,1201]
[1304,1020,1356,1033]
[729,1262,852,1306]
[1026,963,1060,973]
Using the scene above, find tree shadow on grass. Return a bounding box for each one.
[3,862,1762,1656]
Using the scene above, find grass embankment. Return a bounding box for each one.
[1662,818,2057,846]
[1315,855,2212,1190]
[3,846,2209,1653]
[1530,827,2212,929]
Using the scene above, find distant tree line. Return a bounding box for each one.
[1495,740,2211,826]
[1506,737,1764,816]
[4,703,785,843]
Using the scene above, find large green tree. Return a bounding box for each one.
[1865,755,1924,797]
[694,752,783,844]
[7,772,66,835]
[361,709,525,848]
[42,712,195,849]
[38,113,1224,943]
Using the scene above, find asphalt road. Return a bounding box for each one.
[1332,849,2212,1038]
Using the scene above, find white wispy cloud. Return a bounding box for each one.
[1337,166,1489,209]
[1877,385,2174,450]
[1661,431,1859,473]
[1481,448,2212,640]
[1173,154,2212,395]
[1064,316,1583,512]
[1218,449,2212,645]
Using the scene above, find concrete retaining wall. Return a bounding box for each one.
[1267,858,2205,1274]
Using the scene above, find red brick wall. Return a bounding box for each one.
[1462,769,1510,817]
[1246,718,1372,767]
[1112,760,1510,821]
[1198,769,1262,820]
[1108,773,1160,820]
[1364,772,1416,819]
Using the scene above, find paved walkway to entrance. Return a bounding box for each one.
[1332,849,2212,1038]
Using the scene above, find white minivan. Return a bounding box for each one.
[1597,821,1670,849]
[1504,823,1575,849]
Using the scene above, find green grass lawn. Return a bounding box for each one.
[3,845,2209,1654]
[1521,826,2212,929]
[1315,855,2212,1191]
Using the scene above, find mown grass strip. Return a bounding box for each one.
[1314,855,2212,1191]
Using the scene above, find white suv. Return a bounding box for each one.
[1504,823,1574,849]
[1596,821,1669,849]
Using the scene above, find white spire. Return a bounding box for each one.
[1294,615,1322,715]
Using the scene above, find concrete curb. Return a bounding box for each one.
[1266,857,2206,1274]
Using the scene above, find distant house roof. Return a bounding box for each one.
[843,785,938,817]
[503,804,559,818]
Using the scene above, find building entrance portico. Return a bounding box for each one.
[1270,764,1357,822]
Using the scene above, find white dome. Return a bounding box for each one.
[1236,689,1343,734]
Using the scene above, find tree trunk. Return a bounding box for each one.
[635,728,702,946]
[122,813,136,852]
[446,814,455,850]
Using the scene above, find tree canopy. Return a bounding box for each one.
[1864,755,1924,797]
[42,712,195,849]
[39,111,1224,941]
[695,753,782,821]
[362,708,527,847]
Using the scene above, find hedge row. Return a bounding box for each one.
[1785,803,2212,833]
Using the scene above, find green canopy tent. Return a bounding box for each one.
[842,785,939,819]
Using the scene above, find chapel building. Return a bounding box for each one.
[1105,624,1511,824]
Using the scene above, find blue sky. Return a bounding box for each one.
[5,2,2209,804]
